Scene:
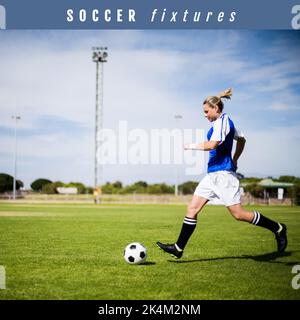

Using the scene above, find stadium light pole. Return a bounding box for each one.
[12,115,21,200]
[174,114,183,197]
[92,47,108,204]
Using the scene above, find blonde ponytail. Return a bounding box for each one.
[204,88,233,112]
[217,88,233,100]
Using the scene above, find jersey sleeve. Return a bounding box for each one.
[234,127,245,140]
[210,115,229,144]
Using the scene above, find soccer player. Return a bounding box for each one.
[157,88,287,259]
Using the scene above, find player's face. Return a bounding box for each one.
[203,103,219,122]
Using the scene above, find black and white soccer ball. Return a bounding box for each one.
[124,242,147,265]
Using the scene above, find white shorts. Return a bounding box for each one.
[194,171,241,207]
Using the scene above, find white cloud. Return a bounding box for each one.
[269,104,291,111]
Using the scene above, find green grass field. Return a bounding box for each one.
[0,203,299,300]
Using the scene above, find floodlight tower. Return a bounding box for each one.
[92,47,108,203]
[174,115,183,197]
[12,115,21,200]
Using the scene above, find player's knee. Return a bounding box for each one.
[230,210,244,221]
[233,213,243,221]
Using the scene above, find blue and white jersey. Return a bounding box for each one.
[207,113,244,173]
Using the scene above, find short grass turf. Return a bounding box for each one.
[0,203,299,300]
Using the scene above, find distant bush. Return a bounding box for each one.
[287,183,300,205]
[147,183,174,195]
[64,182,87,194]
[244,184,265,198]
[240,177,261,184]
[0,173,23,193]
[31,178,52,192]
[85,187,94,194]
[30,179,93,194]
[102,182,123,194]
[276,175,300,184]
[101,181,173,195]
[179,181,198,195]
[42,181,64,194]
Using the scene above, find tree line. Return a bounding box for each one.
[0,173,198,195]
[1,172,300,203]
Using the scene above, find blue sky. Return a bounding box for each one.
[0,30,300,188]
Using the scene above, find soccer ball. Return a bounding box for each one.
[124,242,147,265]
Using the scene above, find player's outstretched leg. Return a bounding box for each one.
[227,204,288,252]
[157,196,208,259]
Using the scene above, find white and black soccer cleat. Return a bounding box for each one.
[156,241,183,259]
[275,223,288,253]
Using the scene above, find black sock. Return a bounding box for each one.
[175,217,197,250]
[251,211,280,233]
